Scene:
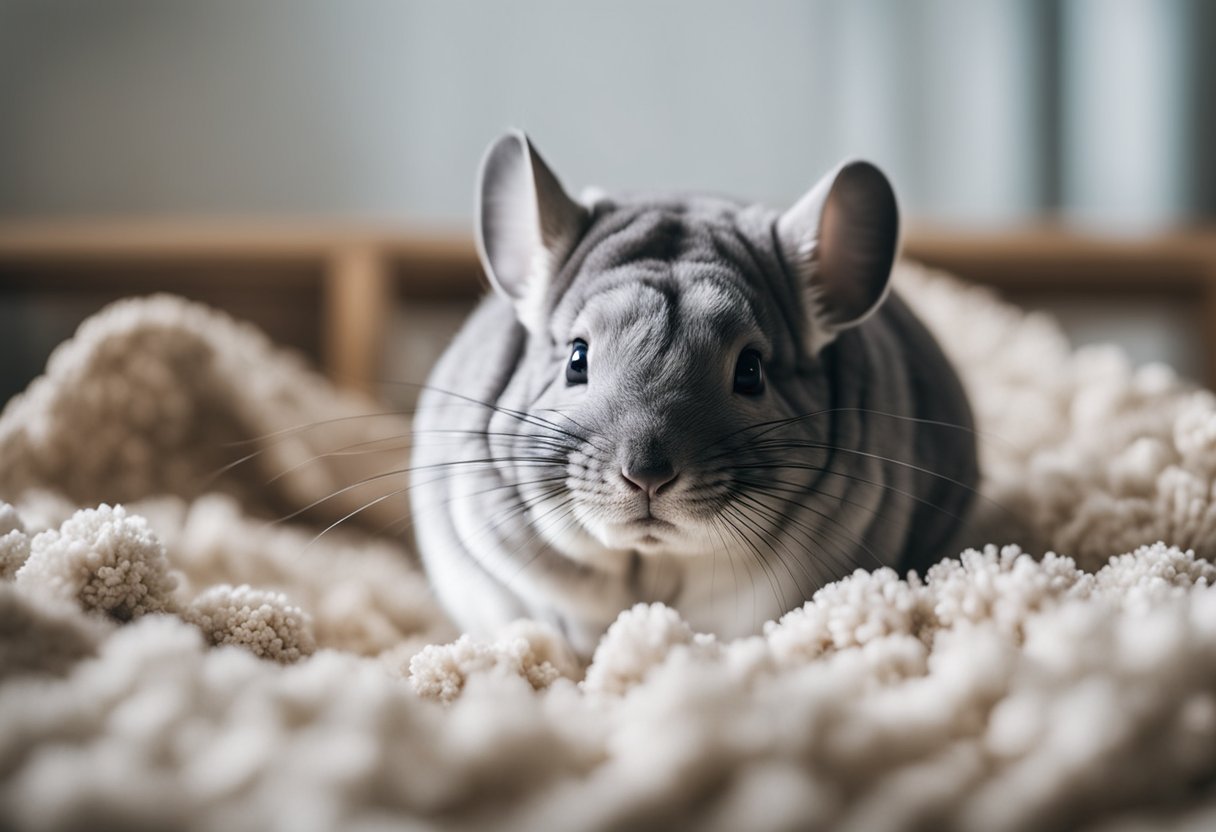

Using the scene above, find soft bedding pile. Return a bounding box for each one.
[2,265,1216,831]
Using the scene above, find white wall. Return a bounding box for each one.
[0,0,1207,226]
[0,0,1049,225]
[1062,0,1189,228]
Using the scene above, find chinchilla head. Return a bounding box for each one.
[474,130,899,564]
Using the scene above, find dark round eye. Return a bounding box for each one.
[566,339,589,384]
[734,348,765,395]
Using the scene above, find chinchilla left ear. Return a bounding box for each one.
[777,159,899,354]
[475,130,589,334]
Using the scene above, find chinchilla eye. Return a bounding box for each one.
[567,339,589,384]
[733,348,765,395]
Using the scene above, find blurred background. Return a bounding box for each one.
[2,0,1215,407]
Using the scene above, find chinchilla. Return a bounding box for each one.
[410,131,978,656]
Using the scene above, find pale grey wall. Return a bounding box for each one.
[0,0,1210,226]
[1062,0,1187,227]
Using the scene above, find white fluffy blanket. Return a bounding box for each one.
[3,266,1216,831]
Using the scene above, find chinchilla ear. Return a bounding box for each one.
[475,130,588,334]
[777,159,899,354]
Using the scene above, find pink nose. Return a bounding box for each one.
[620,464,678,498]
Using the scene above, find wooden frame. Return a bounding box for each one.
[0,224,480,398]
[2,222,1215,392]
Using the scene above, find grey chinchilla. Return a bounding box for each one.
[410,131,978,656]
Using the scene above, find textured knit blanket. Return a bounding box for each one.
[2,265,1216,831]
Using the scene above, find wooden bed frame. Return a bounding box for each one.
[2,222,1215,392]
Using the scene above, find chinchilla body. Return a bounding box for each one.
[411,133,977,656]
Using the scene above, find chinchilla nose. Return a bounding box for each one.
[620,462,677,497]
[618,424,682,497]
[620,454,678,497]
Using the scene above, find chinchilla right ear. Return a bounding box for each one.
[475,130,589,335]
[777,159,900,355]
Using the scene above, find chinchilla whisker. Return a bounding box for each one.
[472,495,564,543]
[732,472,941,547]
[407,436,575,459]
[442,474,571,506]
[258,379,592,457]
[706,513,754,633]
[270,455,569,523]
[732,463,976,524]
[418,428,576,447]
[741,438,982,497]
[697,407,1009,468]
[441,493,574,594]
[404,458,573,495]
[219,411,411,448]
[363,497,423,537]
[301,486,412,552]
[425,491,566,593]
[739,487,886,578]
[703,511,741,622]
[533,406,592,430]
[204,434,406,488]
[271,472,411,524]
[404,459,572,492]
[201,448,275,487]
[503,510,572,560]
[453,485,572,560]
[695,404,836,456]
[505,499,584,587]
[423,403,588,447]
[735,441,1005,518]
[731,487,884,575]
[729,486,885,564]
[532,407,611,453]
[731,504,813,601]
[564,486,617,502]
[724,499,812,603]
[755,510,842,598]
[385,380,603,451]
[207,421,417,486]
[264,439,415,485]
[731,503,796,615]
[739,407,1001,445]
[373,514,413,539]
[708,512,759,630]
[512,509,588,590]
[719,502,787,615]
[208,424,518,489]
[508,503,578,581]
[740,488,876,590]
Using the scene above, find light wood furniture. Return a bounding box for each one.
[2,222,1215,394]
[0,223,480,400]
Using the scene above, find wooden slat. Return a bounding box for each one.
[903,224,1216,291]
[324,246,391,396]
[5,221,1216,390]
[0,220,470,264]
